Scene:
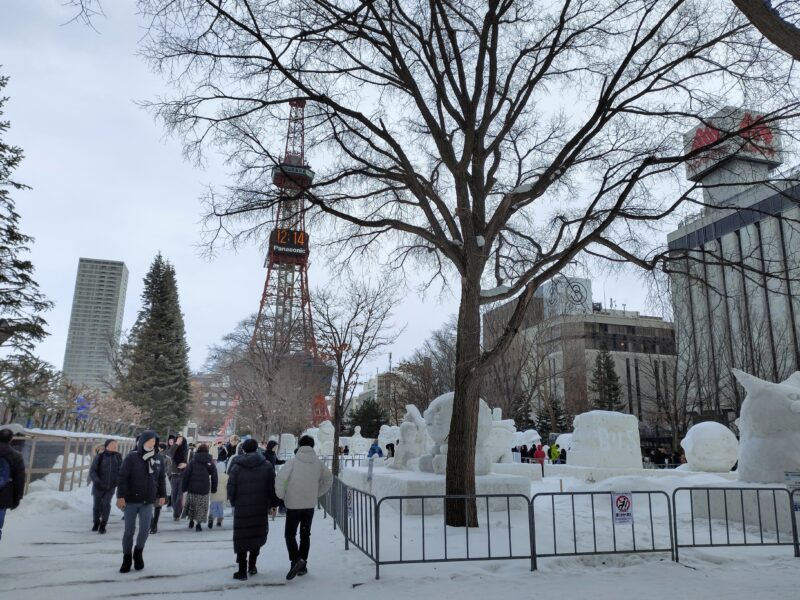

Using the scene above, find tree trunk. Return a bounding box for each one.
[445,267,483,527]
[332,375,343,476]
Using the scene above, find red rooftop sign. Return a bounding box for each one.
[684,107,781,181]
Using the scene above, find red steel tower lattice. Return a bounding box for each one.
[250,99,331,426]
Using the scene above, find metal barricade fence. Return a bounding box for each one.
[672,487,799,562]
[530,491,673,570]
[793,489,800,558]
[375,494,533,579]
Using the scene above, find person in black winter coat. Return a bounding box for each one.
[166,435,189,520]
[227,438,279,581]
[149,442,170,534]
[89,439,123,534]
[0,428,25,543]
[182,444,218,531]
[116,430,167,574]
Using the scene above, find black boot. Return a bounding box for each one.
[188,519,195,528]
[217,518,223,527]
[92,520,100,532]
[120,553,133,573]
[133,547,144,571]
[208,518,214,529]
[286,558,306,581]
[233,553,248,580]
[195,523,202,532]
[98,521,107,534]
[150,508,161,534]
[248,551,259,575]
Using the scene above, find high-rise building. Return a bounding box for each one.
[63,258,129,392]
[668,107,798,424]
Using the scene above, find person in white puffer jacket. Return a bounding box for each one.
[275,435,333,581]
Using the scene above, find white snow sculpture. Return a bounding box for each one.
[317,420,335,456]
[484,408,517,464]
[350,426,371,455]
[733,369,800,483]
[418,392,493,475]
[302,427,319,450]
[555,433,573,453]
[388,421,422,470]
[378,425,394,453]
[569,410,641,469]
[279,433,297,455]
[678,422,738,473]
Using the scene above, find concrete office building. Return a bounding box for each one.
[668,107,799,424]
[482,277,677,427]
[63,258,129,392]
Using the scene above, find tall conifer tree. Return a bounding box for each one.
[589,347,625,412]
[0,74,52,352]
[119,254,191,434]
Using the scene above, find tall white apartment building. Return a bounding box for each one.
[63,258,129,392]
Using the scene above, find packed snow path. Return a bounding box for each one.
[1,487,799,599]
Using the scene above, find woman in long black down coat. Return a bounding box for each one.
[226,438,279,580]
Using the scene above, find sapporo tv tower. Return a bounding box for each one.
[252,98,332,426]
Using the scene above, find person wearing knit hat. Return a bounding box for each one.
[88,439,122,534]
[116,431,167,573]
[226,437,279,580]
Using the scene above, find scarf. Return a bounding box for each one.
[142,449,156,474]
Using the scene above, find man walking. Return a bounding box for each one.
[0,428,25,542]
[89,439,122,534]
[275,435,333,580]
[116,430,167,573]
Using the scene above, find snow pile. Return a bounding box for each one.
[679,422,737,473]
[568,411,641,469]
[733,369,800,482]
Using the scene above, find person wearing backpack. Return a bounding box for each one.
[0,428,26,543]
[89,439,123,534]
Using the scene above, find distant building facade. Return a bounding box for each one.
[668,107,799,425]
[190,373,235,434]
[482,277,677,429]
[63,258,129,392]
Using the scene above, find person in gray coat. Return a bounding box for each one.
[275,435,333,580]
[89,439,122,534]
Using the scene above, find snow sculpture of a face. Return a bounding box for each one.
[680,422,738,472]
[733,369,800,483]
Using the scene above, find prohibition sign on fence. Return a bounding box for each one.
[612,492,634,524]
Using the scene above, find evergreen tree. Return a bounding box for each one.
[589,346,625,411]
[119,254,191,434]
[534,396,567,440]
[344,397,390,438]
[0,74,52,352]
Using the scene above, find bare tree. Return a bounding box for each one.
[208,315,324,440]
[313,280,401,475]
[108,0,800,525]
[732,1,800,61]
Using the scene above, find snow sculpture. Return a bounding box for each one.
[555,433,573,452]
[569,410,641,469]
[279,433,297,454]
[317,420,335,456]
[521,429,541,447]
[350,426,371,455]
[378,425,395,453]
[418,392,493,475]
[733,369,800,483]
[484,408,517,464]
[387,405,431,470]
[389,421,422,470]
[679,422,738,473]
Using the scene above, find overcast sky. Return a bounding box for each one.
[1,1,652,385]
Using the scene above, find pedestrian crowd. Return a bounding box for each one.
[0,426,333,582]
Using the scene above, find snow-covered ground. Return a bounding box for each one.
[1,475,799,599]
